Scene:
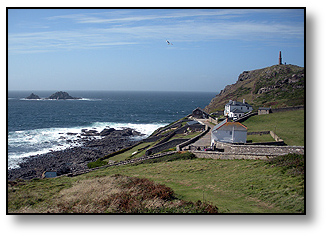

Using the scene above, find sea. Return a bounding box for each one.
[7,90,216,169]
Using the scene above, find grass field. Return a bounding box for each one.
[8,153,304,214]
[242,110,304,146]
[247,134,275,143]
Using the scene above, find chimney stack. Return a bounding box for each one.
[243,99,245,104]
[279,51,282,65]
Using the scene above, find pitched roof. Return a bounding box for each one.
[187,120,200,126]
[225,100,252,107]
[212,119,247,131]
[212,119,227,131]
[230,108,244,114]
[192,107,209,115]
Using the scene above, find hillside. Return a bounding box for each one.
[8,152,304,213]
[204,64,304,113]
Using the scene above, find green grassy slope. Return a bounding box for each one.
[8,153,304,213]
[242,110,304,146]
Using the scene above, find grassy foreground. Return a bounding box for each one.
[8,152,304,214]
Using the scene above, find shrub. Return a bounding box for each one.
[266,154,304,176]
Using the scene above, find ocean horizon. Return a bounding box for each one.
[7,90,216,169]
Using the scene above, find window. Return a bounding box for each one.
[229,131,232,135]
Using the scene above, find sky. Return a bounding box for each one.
[7,8,305,92]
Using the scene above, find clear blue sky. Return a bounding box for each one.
[8,8,305,92]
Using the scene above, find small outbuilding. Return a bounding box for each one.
[211,119,247,144]
[192,107,210,119]
[258,107,272,115]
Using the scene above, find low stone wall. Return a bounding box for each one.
[271,105,304,113]
[175,124,205,134]
[270,131,283,142]
[228,145,304,155]
[247,131,270,135]
[246,130,284,143]
[176,127,210,151]
[213,141,304,156]
[143,136,161,143]
[59,151,179,178]
[192,144,304,160]
[192,151,272,160]
[145,138,187,156]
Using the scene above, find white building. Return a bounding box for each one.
[211,119,247,145]
[224,99,253,119]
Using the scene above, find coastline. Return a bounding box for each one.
[8,127,144,181]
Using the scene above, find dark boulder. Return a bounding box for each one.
[81,129,99,136]
[100,128,116,136]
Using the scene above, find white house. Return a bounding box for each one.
[224,99,253,119]
[211,119,247,145]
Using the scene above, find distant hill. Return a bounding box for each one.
[204,64,304,113]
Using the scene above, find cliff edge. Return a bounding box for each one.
[204,64,304,113]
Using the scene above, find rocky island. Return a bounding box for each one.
[25,93,41,99]
[25,91,81,100]
[48,91,81,100]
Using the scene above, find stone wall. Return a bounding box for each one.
[227,145,304,155]
[175,124,205,134]
[192,143,304,160]
[246,130,284,143]
[59,151,179,178]
[176,127,210,151]
[192,151,272,160]
[247,131,270,135]
[145,139,187,156]
[271,105,304,113]
[212,141,304,157]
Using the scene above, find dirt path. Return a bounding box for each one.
[191,119,215,147]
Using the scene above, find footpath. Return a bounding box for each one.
[191,119,215,148]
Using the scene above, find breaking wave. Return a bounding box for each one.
[8,122,166,169]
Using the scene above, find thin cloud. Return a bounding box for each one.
[9,9,304,54]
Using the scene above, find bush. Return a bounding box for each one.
[266,154,304,176]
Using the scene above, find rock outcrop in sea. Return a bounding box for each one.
[25,93,41,99]
[48,91,80,100]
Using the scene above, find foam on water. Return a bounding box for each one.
[7,122,167,169]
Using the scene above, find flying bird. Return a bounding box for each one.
[166,40,173,45]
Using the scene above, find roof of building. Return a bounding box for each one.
[225,100,252,107]
[212,119,247,131]
[187,120,200,126]
[193,107,209,114]
[230,108,244,114]
[192,107,211,118]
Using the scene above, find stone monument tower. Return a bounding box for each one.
[279,51,282,65]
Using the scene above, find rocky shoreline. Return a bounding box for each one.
[8,127,144,181]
